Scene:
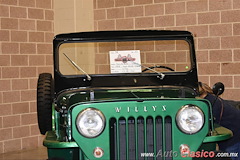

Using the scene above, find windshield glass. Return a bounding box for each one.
[58,39,191,75]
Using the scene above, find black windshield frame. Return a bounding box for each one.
[53,30,198,94]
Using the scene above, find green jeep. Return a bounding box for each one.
[37,30,232,160]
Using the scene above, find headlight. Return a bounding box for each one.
[176,104,204,134]
[76,108,105,138]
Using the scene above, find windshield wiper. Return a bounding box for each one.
[63,53,92,81]
[130,61,165,80]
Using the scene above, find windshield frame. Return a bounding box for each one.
[53,30,198,94]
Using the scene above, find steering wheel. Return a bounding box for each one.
[142,65,175,72]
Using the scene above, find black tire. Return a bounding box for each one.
[37,73,53,135]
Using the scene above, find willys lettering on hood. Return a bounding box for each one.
[115,105,167,113]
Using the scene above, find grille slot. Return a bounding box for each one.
[110,116,172,160]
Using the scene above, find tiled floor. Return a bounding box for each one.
[0,147,48,160]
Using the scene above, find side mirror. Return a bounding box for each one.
[212,82,225,96]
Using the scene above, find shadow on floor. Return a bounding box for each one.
[0,147,48,160]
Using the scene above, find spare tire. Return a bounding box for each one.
[37,73,54,135]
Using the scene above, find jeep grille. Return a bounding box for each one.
[110,116,173,160]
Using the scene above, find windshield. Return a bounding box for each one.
[58,39,191,75]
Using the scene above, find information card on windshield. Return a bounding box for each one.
[109,50,142,73]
